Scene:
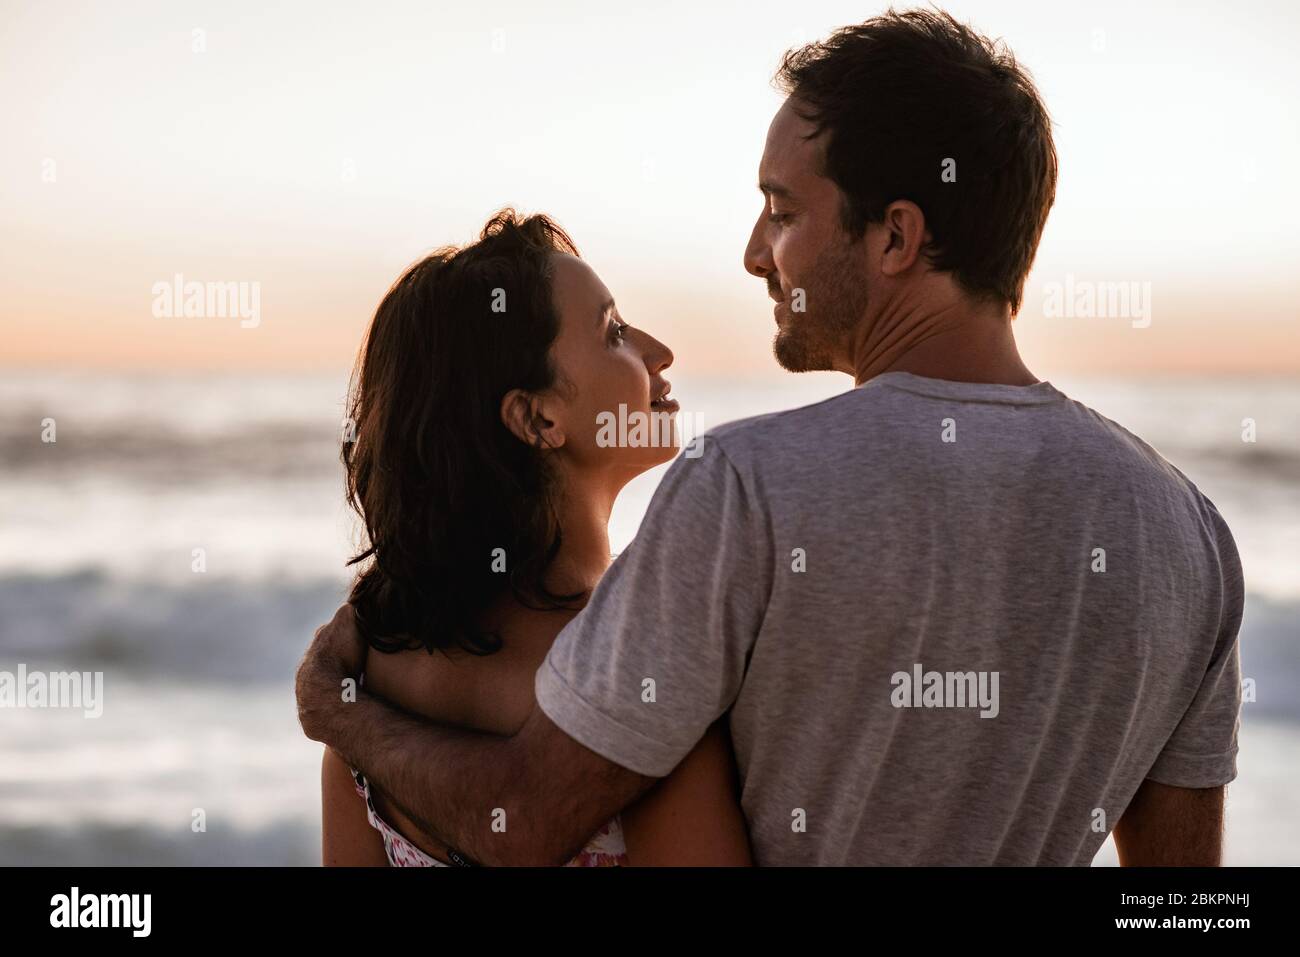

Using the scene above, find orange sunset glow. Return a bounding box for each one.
[3,0,1298,378]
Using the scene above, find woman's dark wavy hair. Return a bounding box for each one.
[343,209,584,657]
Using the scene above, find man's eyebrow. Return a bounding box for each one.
[759,179,793,199]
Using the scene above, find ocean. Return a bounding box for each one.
[1,370,1296,865]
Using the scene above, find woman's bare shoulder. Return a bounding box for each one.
[362,603,577,734]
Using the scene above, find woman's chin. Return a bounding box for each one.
[609,442,681,478]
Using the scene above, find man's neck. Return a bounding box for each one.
[849,294,1038,387]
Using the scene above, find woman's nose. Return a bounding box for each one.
[641,332,673,374]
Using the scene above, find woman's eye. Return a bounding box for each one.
[612,321,629,341]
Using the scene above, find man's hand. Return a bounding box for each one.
[296,603,367,747]
[293,601,655,865]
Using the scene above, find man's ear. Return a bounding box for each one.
[500,388,565,450]
[877,199,929,278]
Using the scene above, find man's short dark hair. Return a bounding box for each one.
[776,8,1057,314]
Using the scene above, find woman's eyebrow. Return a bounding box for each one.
[597,298,616,325]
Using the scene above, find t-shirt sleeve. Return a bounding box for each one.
[534,437,771,778]
[1146,498,1244,788]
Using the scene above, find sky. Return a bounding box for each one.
[2,0,1298,378]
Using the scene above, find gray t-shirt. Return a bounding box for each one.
[535,371,1244,865]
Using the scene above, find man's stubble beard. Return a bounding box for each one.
[772,237,869,373]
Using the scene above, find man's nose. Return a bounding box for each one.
[744,216,773,279]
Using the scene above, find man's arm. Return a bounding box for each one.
[296,605,655,866]
[1113,501,1241,867]
[1112,779,1225,866]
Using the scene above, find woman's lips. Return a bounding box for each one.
[650,397,680,413]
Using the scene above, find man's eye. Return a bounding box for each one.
[768,212,791,225]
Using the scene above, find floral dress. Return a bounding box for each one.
[351,767,627,867]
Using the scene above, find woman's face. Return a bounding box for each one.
[539,253,678,477]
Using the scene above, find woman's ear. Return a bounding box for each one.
[500,388,565,450]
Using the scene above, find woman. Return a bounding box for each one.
[320,210,751,866]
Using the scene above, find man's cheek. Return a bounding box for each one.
[773,237,805,288]
[770,246,788,290]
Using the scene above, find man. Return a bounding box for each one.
[297,9,1242,866]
